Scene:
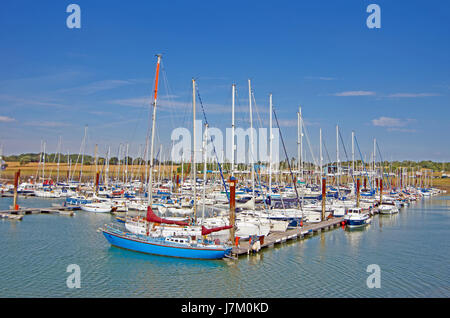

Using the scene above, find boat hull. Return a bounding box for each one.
[102,230,231,260]
[81,205,112,213]
[345,217,371,228]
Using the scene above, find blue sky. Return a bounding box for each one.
[0,0,449,162]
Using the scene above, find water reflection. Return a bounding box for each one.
[1,195,449,297]
[344,223,370,248]
[378,213,399,229]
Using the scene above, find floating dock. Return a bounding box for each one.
[231,216,345,257]
[0,207,75,218]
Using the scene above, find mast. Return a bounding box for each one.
[105,146,110,187]
[352,130,355,181]
[248,79,255,200]
[202,123,208,222]
[269,93,273,199]
[373,138,376,191]
[57,136,61,184]
[79,125,87,183]
[42,140,46,183]
[125,143,129,184]
[181,149,184,186]
[336,124,340,194]
[147,54,162,207]
[298,106,303,180]
[170,141,174,192]
[319,128,323,180]
[192,78,197,224]
[67,150,71,182]
[158,144,162,186]
[231,83,236,177]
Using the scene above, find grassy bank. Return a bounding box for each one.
[1,161,450,193]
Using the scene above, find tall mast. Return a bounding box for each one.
[125,143,129,183]
[57,136,61,183]
[105,146,110,186]
[181,149,184,186]
[231,83,236,177]
[248,79,255,200]
[192,78,197,223]
[298,106,303,180]
[67,150,71,182]
[158,144,162,185]
[147,54,162,206]
[269,93,273,199]
[352,130,355,181]
[336,124,340,191]
[42,140,46,182]
[373,138,376,190]
[170,141,174,192]
[202,123,208,222]
[79,125,87,183]
[319,128,323,180]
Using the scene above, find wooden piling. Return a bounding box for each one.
[229,177,237,243]
[321,177,326,222]
[13,170,20,210]
[380,178,383,205]
[356,178,360,208]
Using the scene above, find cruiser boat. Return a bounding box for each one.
[378,204,399,214]
[344,207,371,228]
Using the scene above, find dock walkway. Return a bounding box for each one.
[231,216,345,256]
[0,207,75,217]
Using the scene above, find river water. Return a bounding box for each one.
[0,195,449,297]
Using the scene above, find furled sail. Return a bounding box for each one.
[201,225,233,236]
[146,206,189,226]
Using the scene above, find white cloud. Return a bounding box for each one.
[372,117,405,127]
[333,91,376,96]
[0,115,15,122]
[59,80,134,95]
[372,117,416,132]
[24,121,71,128]
[386,93,441,98]
[305,76,337,81]
[0,94,66,108]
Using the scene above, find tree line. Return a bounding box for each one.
[2,153,448,172]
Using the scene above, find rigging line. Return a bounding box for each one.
[337,128,356,185]
[247,90,259,167]
[160,60,177,130]
[272,107,301,210]
[354,135,374,193]
[321,133,332,166]
[195,83,230,200]
[376,142,392,189]
[251,90,265,132]
[300,118,318,168]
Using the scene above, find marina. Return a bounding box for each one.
[0,194,449,297]
[0,1,449,301]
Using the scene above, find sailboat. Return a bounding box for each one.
[99,59,232,259]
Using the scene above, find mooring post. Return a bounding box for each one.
[229,176,237,244]
[321,177,326,221]
[356,178,360,208]
[380,178,383,205]
[95,171,100,195]
[13,170,20,210]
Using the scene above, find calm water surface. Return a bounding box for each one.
[0,195,449,297]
